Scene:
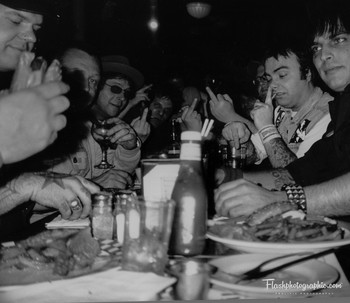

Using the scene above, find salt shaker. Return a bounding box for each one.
[91,192,114,240]
[113,190,138,244]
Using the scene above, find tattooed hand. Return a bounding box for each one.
[1,173,100,219]
[215,179,288,218]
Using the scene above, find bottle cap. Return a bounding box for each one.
[181,131,202,141]
[92,192,113,207]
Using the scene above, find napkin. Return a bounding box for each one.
[45,215,90,229]
[0,269,176,303]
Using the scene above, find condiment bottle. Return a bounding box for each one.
[169,131,208,256]
[91,192,114,240]
[167,119,181,158]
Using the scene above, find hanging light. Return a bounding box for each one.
[186,2,211,19]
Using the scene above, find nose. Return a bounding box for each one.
[320,45,333,62]
[269,80,278,92]
[19,28,37,44]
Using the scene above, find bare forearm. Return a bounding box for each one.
[244,168,295,190]
[264,137,297,168]
[0,172,67,215]
[306,173,350,217]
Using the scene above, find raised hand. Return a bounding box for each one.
[105,117,138,150]
[44,59,62,83]
[129,84,152,107]
[0,82,70,164]
[222,121,251,149]
[250,86,276,130]
[206,86,236,123]
[10,53,62,92]
[131,107,151,143]
[180,98,202,132]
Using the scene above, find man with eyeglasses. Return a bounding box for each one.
[87,55,144,188]
[217,43,333,169]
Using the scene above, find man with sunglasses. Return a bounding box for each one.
[44,52,140,190]
[85,55,144,188]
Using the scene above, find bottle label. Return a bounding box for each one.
[180,143,201,161]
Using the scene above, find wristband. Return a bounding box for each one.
[258,124,281,144]
[281,184,307,212]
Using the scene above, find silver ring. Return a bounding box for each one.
[70,199,82,211]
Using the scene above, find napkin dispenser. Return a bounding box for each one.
[141,159,180,201]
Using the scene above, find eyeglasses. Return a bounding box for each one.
[105,83,133,99]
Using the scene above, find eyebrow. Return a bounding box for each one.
[329,31,348,39]
[273,66,289,73]
[7,11,42,26]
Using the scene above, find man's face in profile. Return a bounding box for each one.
[0,4,42,71]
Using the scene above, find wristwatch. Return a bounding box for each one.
[281,184,307,212]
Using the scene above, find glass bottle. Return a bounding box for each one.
[167,119,181,158]
[91,192,114,240]
[169,131,208,256]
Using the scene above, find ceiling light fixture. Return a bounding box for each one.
[186,2,212,19]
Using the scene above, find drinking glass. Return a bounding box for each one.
[121,198,175,275]
[91,120,115,169]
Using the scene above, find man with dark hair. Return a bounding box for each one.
[218,44,333,168]
[215,0,350,219]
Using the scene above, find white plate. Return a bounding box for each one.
[207,228,350,254]
[209,254,340,298]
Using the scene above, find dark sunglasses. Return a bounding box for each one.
[105,83,133,99]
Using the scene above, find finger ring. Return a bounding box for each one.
[70,199,82,211]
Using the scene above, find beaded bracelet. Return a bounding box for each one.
[281,184,307,212]
[258,124,281,144]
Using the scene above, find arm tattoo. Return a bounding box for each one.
[33,172,67,190]
[264,137,297,168]
[271,168,295,190]
[0,179,29,215]
[245,141,259,164]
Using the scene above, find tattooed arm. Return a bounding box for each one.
[216,170,350,218]
[244,168,295,190]
[264,137,297,168]
[0,173,99,219]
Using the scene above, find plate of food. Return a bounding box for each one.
[207,201,350,254]
[0,228,122,289]
[209,253,340,298]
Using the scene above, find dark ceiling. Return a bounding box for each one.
[43,0,332,89]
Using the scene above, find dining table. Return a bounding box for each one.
[0,197,350,302]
